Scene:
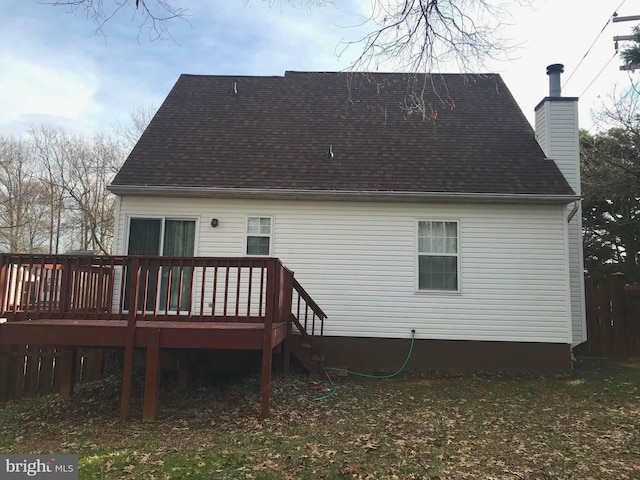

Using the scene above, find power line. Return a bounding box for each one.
[563,0,627,89]
[579,51,619,97]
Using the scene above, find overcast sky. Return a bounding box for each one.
[0,0,637,137]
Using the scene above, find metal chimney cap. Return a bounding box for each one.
[546,64,564,75]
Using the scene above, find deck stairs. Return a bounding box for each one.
[288,313,324,375]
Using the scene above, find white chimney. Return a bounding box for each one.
[534,64,586,347]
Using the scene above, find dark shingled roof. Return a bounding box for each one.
[110,71,575,198]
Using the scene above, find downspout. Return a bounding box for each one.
[567,200,580,223]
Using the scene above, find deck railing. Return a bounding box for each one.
[0,255,114,319]
[0,254,321,328]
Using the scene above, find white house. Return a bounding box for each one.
[108,68,585,374]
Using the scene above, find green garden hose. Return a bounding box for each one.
[313,330,416,401]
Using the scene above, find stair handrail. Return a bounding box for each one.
[290,276,326,352]
[292,278,327,321]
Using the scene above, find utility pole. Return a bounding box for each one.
[613,14,640,70]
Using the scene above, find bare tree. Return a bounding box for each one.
[0,137,49,253]
[29,126,125,254]
[114,105,157,153]
[64,133,122,253]
[30,125,73,254]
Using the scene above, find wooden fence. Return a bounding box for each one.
[0,345,104,401]
[582,275,640,359]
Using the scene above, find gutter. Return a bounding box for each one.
[107,185,580,205]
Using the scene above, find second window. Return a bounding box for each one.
[246,217,272,255]
[418,220,459,291]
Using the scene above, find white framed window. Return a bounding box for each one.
[417,220,460,292]
[246,216,272,256]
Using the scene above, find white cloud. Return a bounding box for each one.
[0,6,104,136]
[1,59,97,119]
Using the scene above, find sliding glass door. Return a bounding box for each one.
[125,218,196,312]
[159,220,195,312]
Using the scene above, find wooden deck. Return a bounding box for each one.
[0,255,326,421]
[0,319,288,349]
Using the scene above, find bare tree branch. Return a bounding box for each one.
[337,0,521,73]
[41,2,527,130]
[40,0,190,41]
[113,104,157,154]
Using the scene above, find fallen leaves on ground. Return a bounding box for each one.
[0,358,639,479]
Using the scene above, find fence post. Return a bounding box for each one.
[58,347,77,398]
[83,349,105,382]
[611,273,628,360]
[0,344,10,401]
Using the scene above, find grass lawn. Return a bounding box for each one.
[0,357,639,479]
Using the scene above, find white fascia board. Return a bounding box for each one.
[107,185,580,205]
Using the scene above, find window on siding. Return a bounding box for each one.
[246,217,271,255]
[418,220,459,291]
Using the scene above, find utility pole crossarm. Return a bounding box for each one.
[612,13,640,69]
[614,35,638,42]
[612,15,640,23]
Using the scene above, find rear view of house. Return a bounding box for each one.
[107,68,584,374]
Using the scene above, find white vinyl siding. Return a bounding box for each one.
[115,196,572,344]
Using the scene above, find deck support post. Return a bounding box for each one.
[58,347,77,398]
[260,345,273,419]
[143,328,161,422]
[260,260,277,419]
[120,334,136,420]
[282,269,294,375]
[120,258,140,420]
